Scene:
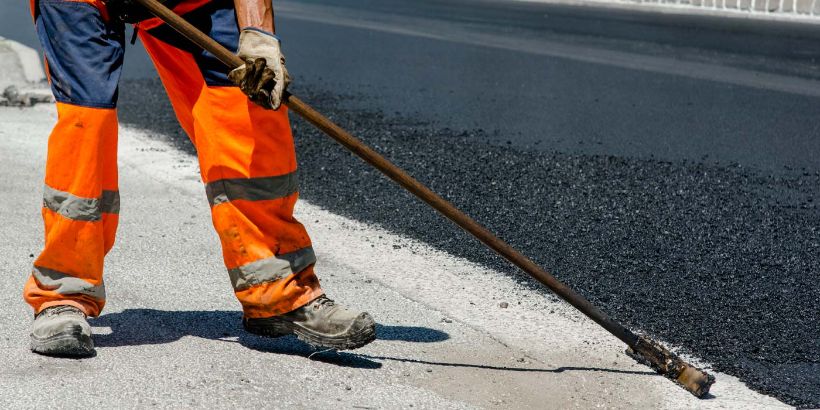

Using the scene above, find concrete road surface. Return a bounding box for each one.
[0,105,787,408]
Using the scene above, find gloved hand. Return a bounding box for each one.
[228,28,290,110]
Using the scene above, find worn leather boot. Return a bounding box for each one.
[30,305,94,357]
[243,295,376,350]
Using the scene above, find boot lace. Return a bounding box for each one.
[41,305,84,318]
[312,295,336,310]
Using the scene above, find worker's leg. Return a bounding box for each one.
[138,2,323,318]
[23,0,124,318]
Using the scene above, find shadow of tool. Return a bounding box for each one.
[356,353,658,376]
[91,309,448,369]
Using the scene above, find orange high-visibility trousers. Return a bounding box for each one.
[24,0,323,318]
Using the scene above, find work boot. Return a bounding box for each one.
[30,305,94,357]
[243,295,376,350]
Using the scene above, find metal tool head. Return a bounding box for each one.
[626,336,715,398]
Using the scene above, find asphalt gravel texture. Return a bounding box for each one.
[118,78,819,408]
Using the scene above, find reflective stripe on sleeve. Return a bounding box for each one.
[228,247,316,291]
[43,185,120,221]
[205,172,298,206]
[32,266,106,299]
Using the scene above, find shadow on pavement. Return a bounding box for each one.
[91,309,450,369]
[358,354,657,376]
[90,309,651,376]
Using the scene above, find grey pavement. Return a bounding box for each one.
[0,106,786,408]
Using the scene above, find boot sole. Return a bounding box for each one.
[243,315,377,351]
[30,329,95,358]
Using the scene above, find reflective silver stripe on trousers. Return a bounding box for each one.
[42,185,120,222]
[32,266,106,299]
[229,247,316,291]
[205,172,298,206]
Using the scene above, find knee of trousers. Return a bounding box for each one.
[190,87,299,183]
[46,103,119,194]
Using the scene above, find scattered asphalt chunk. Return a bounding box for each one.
[1,85,52,107]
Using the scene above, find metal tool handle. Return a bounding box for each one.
[132,0,714,397]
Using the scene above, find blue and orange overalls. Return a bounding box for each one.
[24,0,324,318]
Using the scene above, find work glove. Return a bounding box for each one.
[228,28,291,110]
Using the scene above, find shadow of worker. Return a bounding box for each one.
[91,308,450,370]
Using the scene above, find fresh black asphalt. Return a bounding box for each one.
[120,75,819,406]
[2,0,814,405]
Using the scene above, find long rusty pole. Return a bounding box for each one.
[133,0,714,397]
